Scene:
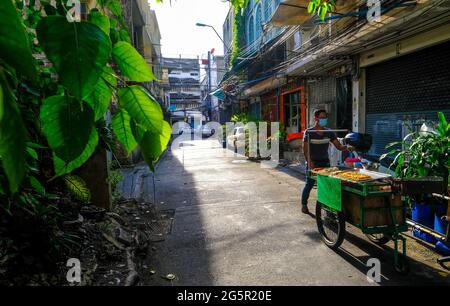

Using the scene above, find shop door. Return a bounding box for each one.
[336,76,352,130]
[365,40,450,157]
[283,92,300,133]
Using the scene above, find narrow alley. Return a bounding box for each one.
[138,138,449,286]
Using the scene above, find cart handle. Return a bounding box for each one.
[432,193,450,201]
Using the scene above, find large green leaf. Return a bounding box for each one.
[112,41,156,82]
[0,0,36,81]
[105,0,123,17]
[437,112,449,137]
[119,86,163,134]
[0,83,3,122]
[118,29,132,44]
[112,110,138,155]
[0,85,27,193]
[36,16,112,100]
[89,10,110,35]
[85,67,117,121]
[41,95,95,163]
[139,121,171,169]
[130,120,146,143]
[63,175,91,203]
[54,129,99,176]
[29,176,45,195]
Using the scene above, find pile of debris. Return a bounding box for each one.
[74,198,172,286]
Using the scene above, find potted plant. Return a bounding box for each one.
[381,112,450,237]
[382,112,449,188]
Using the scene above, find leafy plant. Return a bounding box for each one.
[381,112,450,188]
[63,175,91,203]
[0,0,170,196]
[107,160,123,202]
[308,0,336,21]
[0,0,170,284]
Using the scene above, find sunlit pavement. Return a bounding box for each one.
[142,138,450,286]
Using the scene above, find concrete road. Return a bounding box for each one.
[142,138,449,286]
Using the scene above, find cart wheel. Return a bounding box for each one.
[366,234,390,245]
[316,201,346,249]
[394,254,410,275]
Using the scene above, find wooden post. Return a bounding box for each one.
[75,147,112,210]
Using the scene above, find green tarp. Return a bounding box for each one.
[209,88,225,101]
[317,175,342,212]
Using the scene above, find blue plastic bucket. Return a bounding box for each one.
[412,228,436,244]
[434,214,448,235]
[435,204,447,216]
[412,202,434,228]
[435,241,450,256]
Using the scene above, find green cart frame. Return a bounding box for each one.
[309,171,410,274]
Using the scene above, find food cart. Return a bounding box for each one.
[305,129,446,274]
[309,167,410,274]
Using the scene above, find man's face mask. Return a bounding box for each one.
[318,118,328,127]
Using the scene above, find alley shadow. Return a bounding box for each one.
[149,139,215,286]
[331,230,450,285]
[119,136,215,286]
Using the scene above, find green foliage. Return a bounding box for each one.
[230,5,244,67]
[29,176,45,195]
[107,160,123,202]
[54,129,99,177]
[63,175,91,203]
[85,66,117,121]
[1,0,171,193]
[139,121,172,169]
[0,82,3,122]
[308,0,336,21]
[88,9,111,35]
[381,112,450,187]
[438,112,450,137]
[36,16,112,100]
[230,0,249,10]
[41,96,95,163]
[0,0,172,283]
[112,41,156,82]
[111,109,138,155]
[0,0,37,81]
[0,81,27,193]
[119,86,164,134]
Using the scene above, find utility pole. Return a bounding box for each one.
[207,50,212,122]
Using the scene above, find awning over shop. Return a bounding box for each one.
[270,0,365,27]
[210,88,226,101]
[242,76,287,97]
[270,0,310,27]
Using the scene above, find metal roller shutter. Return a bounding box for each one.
[365,41,450,156]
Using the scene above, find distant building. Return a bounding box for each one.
[201,54,226,123]
[162,57,203,127]
[223,6,235,69]
[121,0,164,105]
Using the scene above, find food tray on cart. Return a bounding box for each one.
[311,167,393,196]
[311,167,391,183]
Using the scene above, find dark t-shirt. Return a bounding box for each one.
[303,128,337,162]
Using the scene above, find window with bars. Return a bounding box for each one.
[248,16,255,44]
[255,4,262,39]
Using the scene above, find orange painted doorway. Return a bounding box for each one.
[279,86,306,132]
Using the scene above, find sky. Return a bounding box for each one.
[150,0,231,60]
